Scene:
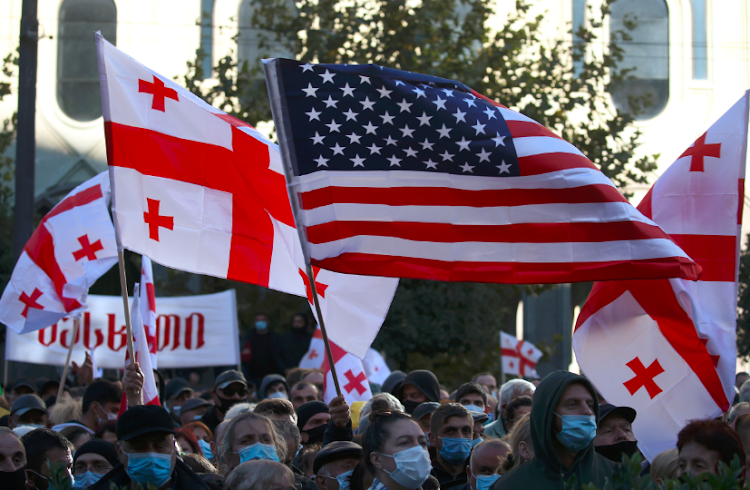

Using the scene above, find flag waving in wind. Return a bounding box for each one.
[139,256,158,368]
[500,332,543,378]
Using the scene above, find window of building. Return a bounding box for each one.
[690,0,707,79]
[57,0,117,122]
[572,0,586,77]
[609,0,669,120]
[238,0,292,72]
[200,0,214,79]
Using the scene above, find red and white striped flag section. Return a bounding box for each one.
[139,256,158,368]
[95,34,397,358]
[500,331,542,378]
[0,172,117,333]
[263,59,701,284]
[320,330,373,404]
[119,282,160,415]
[573,92,748,462]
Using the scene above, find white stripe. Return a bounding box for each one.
[292,167,617,193]
[303,202,655,228]
[512,136,586,158]
[309,237,689,263]
[498,107,539,124]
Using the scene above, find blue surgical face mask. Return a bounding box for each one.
[238,443,280,463]
[74,471,104,489]
[438,437,472,464]
[123,450,173,487]
[473,473,500,490]
[471,437,483,448]
[255,321,268,330]
[198,439,213,460]
[464,404,485,414]
[194,415,204,421]
[267,391,288,400]
[170,405,181,416]
[424,431,430,447]
[331,469,353,490]
[555,413,597,452]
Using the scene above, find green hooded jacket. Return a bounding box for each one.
[493,371,616,490]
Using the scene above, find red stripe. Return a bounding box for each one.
[299,183,628,210]
[506,120,563,140]
[471,90,507,108]
[306,220,671,245]
[518,152,599,176]
[312,254,701,284]
[669,234,736,282]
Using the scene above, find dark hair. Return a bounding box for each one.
[505,395,532,428]
[82,380,122,414]
[21,428,73,472]
[286,368,308,387]
[254,398,296,419]
[455,382,488,407]
[430,403,472,435]
[95,420,117,439]
[677,419,746,468]
[183,421,214,442]
[362,412,415,474]
[471,373,494,382]
[176,428,202,456]
[291,381,317,393]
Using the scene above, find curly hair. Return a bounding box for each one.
[676,419,746,469]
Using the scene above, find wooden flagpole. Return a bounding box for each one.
[57,315,80,400]
[306,264,342,398]
[117,251,136,365]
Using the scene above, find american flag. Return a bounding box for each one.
[265,59,700,284]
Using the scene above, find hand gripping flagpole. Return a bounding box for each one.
[57,315,80,401]
[264,59,342,398]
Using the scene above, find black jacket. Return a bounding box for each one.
[89,458,217,490]
[431,457,468,487]
[200,405,223,434]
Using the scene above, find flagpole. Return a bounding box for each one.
[57,315,80,401]
[117,251,136,364]
[306,264,342,397]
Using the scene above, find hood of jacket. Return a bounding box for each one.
[531,370,600,478]
[260,374,289,399]
[398,370,441,402]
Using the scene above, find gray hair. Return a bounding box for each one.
[499,379,535,408]
[740,381,750,404]
[729,402,750,424]
[360,393,404,422]
[272,419,301,450]
[225,402,256,420]
[224,460,294,490]
[217,412,286,476]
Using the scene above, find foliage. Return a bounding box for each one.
[737,234,750,358]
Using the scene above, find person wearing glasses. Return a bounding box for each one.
[201,370,250,433]
[363,412,432,490]
[72,439,117,489]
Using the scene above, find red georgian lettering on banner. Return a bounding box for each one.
[107,314,128,351]
[38,324,57,347]
[185,313,205,350]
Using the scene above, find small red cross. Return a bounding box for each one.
[139,75,179,112]
[308,349,319,360]
[298,267,328,304]
[679,132,721,172]
[72,235,104,261]
[624,357,665,399]
[19,289,43,318]
[343,370,367,395]
[143,199,174,241]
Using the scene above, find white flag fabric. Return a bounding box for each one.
[139,256,158,368]
[124,283,160,408]
[573,91,748,461]
[0,172,117,334]
[363,348,392,385]
[299,328,325,369]
[322,335,373,404]
[500,331,543,378]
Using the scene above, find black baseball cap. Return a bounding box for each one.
[180,398,211,413]
[214,370,247,390]
[598,404,636,425]
[313,441,362,474]
[165,378,193,400]
[10,394,47,416]
[11,378,36,393]
[412,402,441,421]
[116,405,176,441]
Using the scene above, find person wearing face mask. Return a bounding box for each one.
[462,439,507,490]
[201,370,250,433]
[412,403,440,446]
[492,371,616,490]
[165,378,194,428]
[281,313,316,372]
[88,405,213,490]
[8,395,47,430]
[314,442,362,490]
[0,427,27,490]
[364,411,432,490]
[260,375,290,400]
[72,439,118,489]
[395,371,441,416]
[78,380,123,433]
[428,404,473,487]
[593,404,640,463]
[216,412,286,477]
[241,314,285,388]
[21,428,75,490]
[179,399,212,427]
[297,401,331,446]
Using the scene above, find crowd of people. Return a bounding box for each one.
[0,351,749,489]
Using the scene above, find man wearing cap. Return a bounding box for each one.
[7,379,35,405]
[201,370,249,433]
[259,374,289,400]
[72,439,118,488]
[89,405,214,490]
[413,402,441,441]
[0,427,26,489]
[8,395,47,430]
[180,398,212,426]
[165,378,194,428]
[314,441,362,490]
[593,404,639,463]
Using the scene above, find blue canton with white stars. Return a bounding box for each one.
[275,59,520,177]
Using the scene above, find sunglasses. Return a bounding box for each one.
[221,386,249,397]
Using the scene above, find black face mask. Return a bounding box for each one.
[216,395,246,412]
[594,440,640,463]
[303,424,327,445]
[403,400,421,415]
[0,467,27,490]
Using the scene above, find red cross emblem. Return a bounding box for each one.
[139,75,179,112]
[19,289,43,318]
[343,369,367,395]
[308,349,319,360]
[143,199,174,241]
[72,235,104,262]
[624,357,665,399]
[502,340,537,376]
[679,132,721,172]
[298,267,328,304]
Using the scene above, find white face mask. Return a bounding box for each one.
[378,446,432,489]
[96,403,117,424]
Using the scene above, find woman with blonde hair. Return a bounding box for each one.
[217,412,287,477]
[500,412,533,474]
[48,398,82,426]
[650,449,679,485]
[224,460,295,490]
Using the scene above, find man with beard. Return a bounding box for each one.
[395,370,441,415]
[593,404,640,463]
[201,370,250,433]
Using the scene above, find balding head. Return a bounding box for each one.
[0,427,26,472]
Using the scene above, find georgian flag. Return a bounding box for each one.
[96,33,397,359]
[573,92,748,462]
[139,256,158,368]
[500,331,543,378]
[321,334,373,404]
[0,172,117,333]
[300,329,325,369]
[363,348,392,385]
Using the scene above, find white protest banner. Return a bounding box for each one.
[5,290,239,369]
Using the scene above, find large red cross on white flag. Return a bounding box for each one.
[319,329,374,404]
[573,91,748,462]
[95,33,398,359]
[0,172,118,334]
[500,331,543,378]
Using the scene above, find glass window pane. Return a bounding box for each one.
[690,0,707,80]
